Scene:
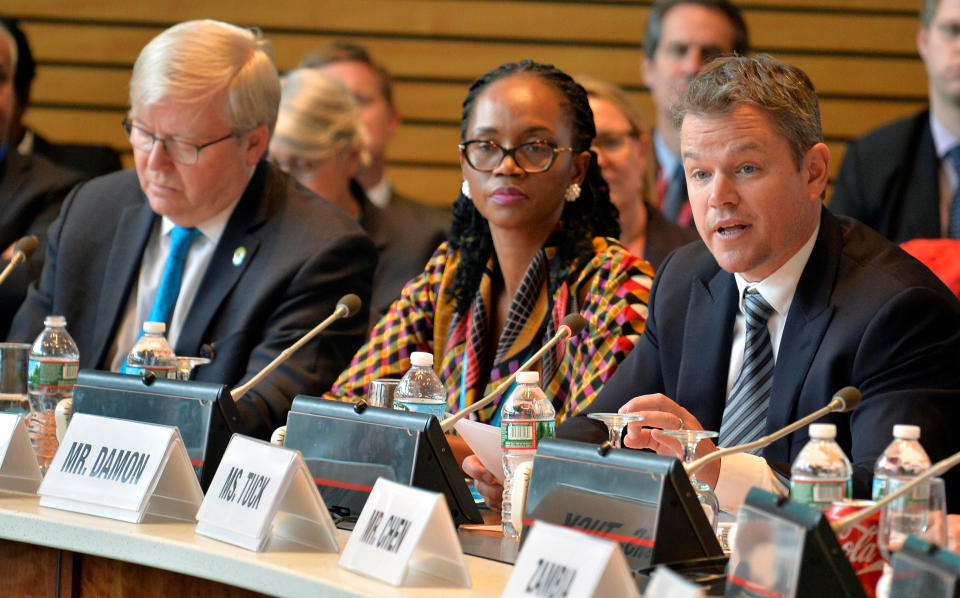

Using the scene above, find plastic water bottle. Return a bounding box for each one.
[872,424,930,503]
[790,423,852,510]
[27,315,79,473]
[501,370,556,538]
[393,351,447,419]
[125,321,177,380]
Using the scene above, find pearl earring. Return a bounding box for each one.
[564,183,581,203]
[461,179,472,199]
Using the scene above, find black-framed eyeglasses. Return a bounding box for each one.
[458,139,574,173]
[122,119,238,165]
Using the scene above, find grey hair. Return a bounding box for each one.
[269,69,367,163]
[129,19,280,133]
[673,54,822,169]
[922,0,939,27]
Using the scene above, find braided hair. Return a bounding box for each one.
[448,60,620,316]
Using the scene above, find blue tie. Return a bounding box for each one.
[718,289,775,452]
[147,226,201,328]
[947,147,960,239]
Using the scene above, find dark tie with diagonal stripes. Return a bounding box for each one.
[948,147,960,239]
[718,289,775,452]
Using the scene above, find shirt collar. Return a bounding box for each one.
[160,196,241,244]
[733,221,820,317]
[365,175,391,209]
[930,112,960,160]
[653,130,681,178]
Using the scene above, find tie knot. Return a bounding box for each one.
[743,289,774,324]
[171,226,200,246]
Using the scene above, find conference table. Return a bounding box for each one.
[0,491,514,597]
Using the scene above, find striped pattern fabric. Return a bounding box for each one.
[324,236,654,423]
[718,289,775,452]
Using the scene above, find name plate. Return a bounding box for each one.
[38,413,203,522]
[339,478,470,587]
[195,434,339,552]
[503,520,639,598]
[0,413,42,494]
[645,565,706,598]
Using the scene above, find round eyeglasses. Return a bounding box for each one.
[122,119,238,166]
[458,139,574,173]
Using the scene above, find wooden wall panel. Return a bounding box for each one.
[4,0,930,206]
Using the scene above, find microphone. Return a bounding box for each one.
[230,294,361,401]
[440,313,586,432]
[831,448,960,533]
[686,386,862,474]
[0,235,39,288]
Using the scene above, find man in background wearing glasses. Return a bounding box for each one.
[8,20,376,439]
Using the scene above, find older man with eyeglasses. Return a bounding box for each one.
[8,20,376,439]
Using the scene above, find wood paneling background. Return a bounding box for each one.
[3,0,928,207]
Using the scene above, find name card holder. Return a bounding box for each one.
[0,413,42,494]
[195,434,339,552]
[522,438,722,570]
[503,520,639,598]
[38,413,203,523]
[645,565,706,598]
[889,536,960,597]
[724,488,865,598]
[339,478,470,588]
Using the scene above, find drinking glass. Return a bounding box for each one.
[586,412,645,448]
[175,356,210,381]
[659,429,721,532]
[878,477,947,563]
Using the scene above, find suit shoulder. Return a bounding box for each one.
[64,169,144,210]
[845,111,929,160]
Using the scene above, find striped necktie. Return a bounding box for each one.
[947,147,960,239]
[718,289,775,452]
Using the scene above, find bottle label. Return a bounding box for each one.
[501,420,555,450]
[790,478,848,509]
[28,359,79,388]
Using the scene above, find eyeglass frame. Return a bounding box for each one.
[122,118,240,165]
[591,129,641,155]
[458,139,575,174]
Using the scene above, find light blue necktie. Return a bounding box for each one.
[718,289,775,452]
[147,226,201,328]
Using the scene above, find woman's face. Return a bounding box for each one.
[460,74,589,242]
[588,96,648,214]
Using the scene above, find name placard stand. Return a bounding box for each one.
[339,478,471,587]
[0,413,42,494]
[38,413,203,523]
[195,435,339,552]
[503,520,639,598]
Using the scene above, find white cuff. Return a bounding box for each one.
[714,452,788,514]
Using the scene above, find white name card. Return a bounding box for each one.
[38,413,203,522]
[195,434,339,552]
[0,413,42,494]
[503,520,639,598]
[339,478,470,587]
[644,565,706,598]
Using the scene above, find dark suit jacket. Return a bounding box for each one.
[357,183,446,328]
[830,110,942,243]
[643,205,700,271]
[569,209,960,508]
[0,149,84,338]
[9,162,377,439]
[31,131,123,180]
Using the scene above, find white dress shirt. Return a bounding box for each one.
[714,223,820,513]
[107,199,240,371]
[364,175,391,209]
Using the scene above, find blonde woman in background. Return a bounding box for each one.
[576,74,697,270]
[269,69,444,327]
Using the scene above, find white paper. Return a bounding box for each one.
[454,418,504,482]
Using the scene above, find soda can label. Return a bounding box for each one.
[826,499,882,598]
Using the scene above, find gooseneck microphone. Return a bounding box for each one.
[230,294,361,401]
[686,386,862,474]
[831,448,960,533]
[0,235,39,288]
[440,313,587,432]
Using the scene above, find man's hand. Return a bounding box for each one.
[618,393,721,487]
[462,454,503,509]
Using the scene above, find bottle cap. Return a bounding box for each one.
[893,424,920,440]
[143,321,167,334]
[410,351,433,367]
[43,315,66,328]
[809,423,836,439]
[516,371,540,385]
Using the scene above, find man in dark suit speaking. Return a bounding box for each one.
[8,20,376,439]
[567,55,960,513]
